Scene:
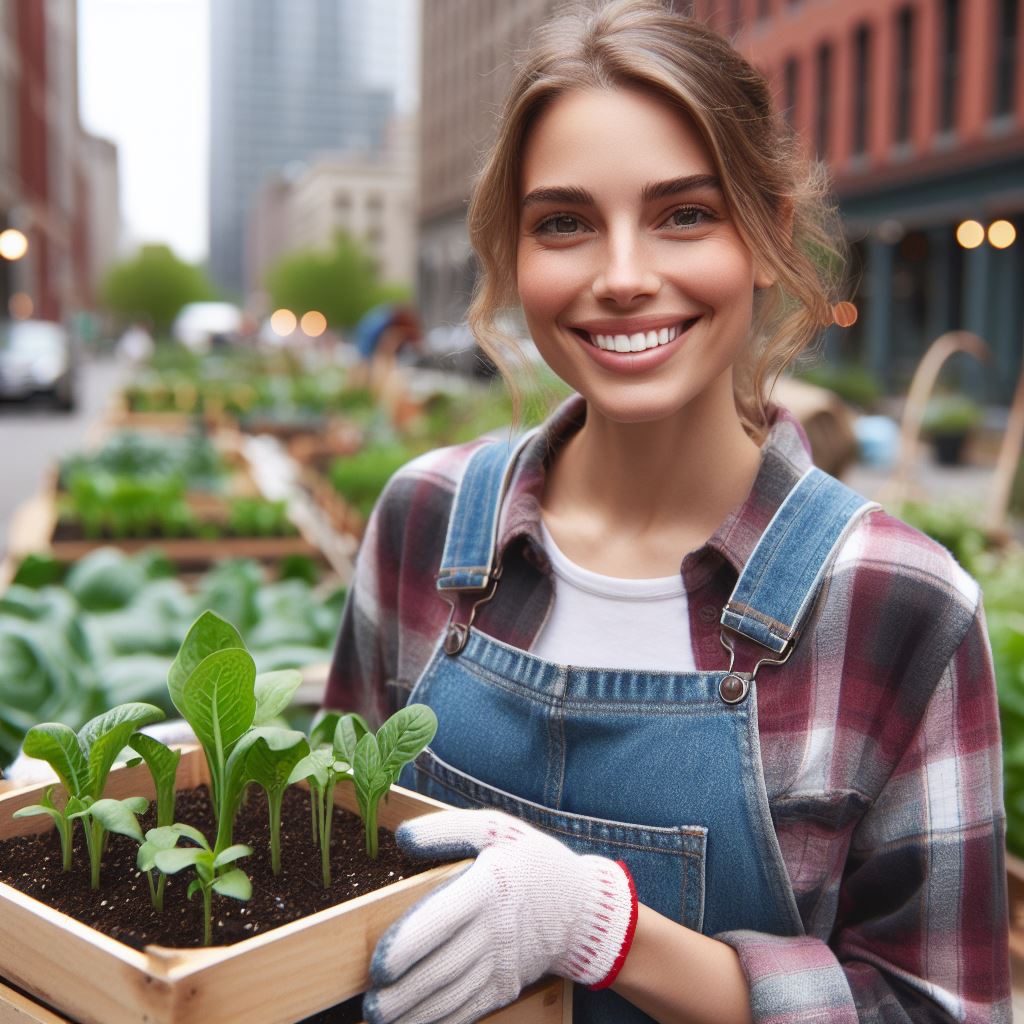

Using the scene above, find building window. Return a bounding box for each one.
[894,6,915,145]
[784,56,799,126]
[852,24,871,155]
[994,0,1019,117]
[815,42,832,158]
[938,0,960,133]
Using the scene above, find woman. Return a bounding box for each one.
[324,3,1010,1021]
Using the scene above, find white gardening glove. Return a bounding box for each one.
[362,809,638,1024]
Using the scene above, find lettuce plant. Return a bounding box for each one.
[139,823,251,946]
[14,702,165,886]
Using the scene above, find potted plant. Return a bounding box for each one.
[0,611,570,1023]
[920,393,983,466]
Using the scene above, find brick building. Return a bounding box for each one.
[700,0,1024,399]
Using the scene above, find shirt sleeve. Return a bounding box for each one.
[716,596,1012,1023]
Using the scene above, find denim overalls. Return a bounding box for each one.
[398,432,877,1023]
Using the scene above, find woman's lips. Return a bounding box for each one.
[570,316,700,373]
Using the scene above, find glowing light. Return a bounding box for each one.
[0,229,28,261]
[300,310,327,337]
[988,220,1017,249]
[270,308,297,336]
[9,292,33,319]
[833,301,858,328]
[956,220,985,249]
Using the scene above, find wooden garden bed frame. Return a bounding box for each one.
[0,749,570,1024]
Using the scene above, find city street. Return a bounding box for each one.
[0,353,129,561]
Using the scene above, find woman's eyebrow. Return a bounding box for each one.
[521,174,722,209]
[642,174,721,202]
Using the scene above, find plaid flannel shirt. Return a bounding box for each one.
[324,393,1011,1023]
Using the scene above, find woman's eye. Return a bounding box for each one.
[665,206,710,229]
[537,214,583,235]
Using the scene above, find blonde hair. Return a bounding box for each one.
[466,0,845,441]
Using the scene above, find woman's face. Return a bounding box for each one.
[516,86,771,425]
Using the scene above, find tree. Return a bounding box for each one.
[264,233,410,329]
[101,245,218,333]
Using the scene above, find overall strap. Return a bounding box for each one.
[720,468,878,688]
[437,430,538,654]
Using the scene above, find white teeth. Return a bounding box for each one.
[590,320,693,353]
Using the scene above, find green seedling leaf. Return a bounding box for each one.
[138,827,180,872]
[79,703,165,800]
[178,647,257,808]
[213,844,252,868]
[168,611,246,713]
[376,704,437,781]
[187,877,203,900]
[353,732,386,815]
[169,822,211,849]
[212,868,251,900]
[288,748,333,788]
[253,670,302,725]
[13,784,61,824]
[22,724,88,797]
[333,712,370,764]
[310,711,342,750]
[129,733,182,828]
[154,847,205,873]
[89,798,148,843]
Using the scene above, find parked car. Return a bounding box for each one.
[0,319,77,411]
[171,301,243,351]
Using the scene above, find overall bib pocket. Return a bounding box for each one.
[404,746,708,933]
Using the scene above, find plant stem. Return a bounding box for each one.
[365,799,379,860]
[320,782,336,888]
[202,886,212,946]
[156,873,166,913]
[57,815,73,872]
[87,818,104,889]
[269,792,282,875]
[310,786,319,845]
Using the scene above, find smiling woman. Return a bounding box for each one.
[323,3,1010,1023]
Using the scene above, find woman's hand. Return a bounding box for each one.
[362,808,638,1024]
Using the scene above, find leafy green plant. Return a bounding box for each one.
[328,444,422,520]
[138,823,252,946]
[126,733,182,910]
[14,703,165,886]
[352,705,437,860]
[227,498,297,538]
[921,393,983,436]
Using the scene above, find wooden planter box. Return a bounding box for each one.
[0,749,570,1024]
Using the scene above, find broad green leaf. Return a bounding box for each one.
[221,727,307,834]
[12,803,61,824]
[22,723,88,797]
[310,711,342,750]
[376,704,437,781]
[129,733,182,828]
[123,796,149,813]
[178,648,257,787]
[353,732,384,819]
[213,844,252,868]
[187,878,202,900]
[90,798,147,842]
[138,828,180,872]
[80,702,165,800]
[333,713,370,764]
[169,822,211,850]
[155,847,205,873]
[288,748,333,788]
[168,611,245,713]
[253,670,302,725]
[212,868,251,901]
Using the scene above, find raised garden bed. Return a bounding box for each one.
[0,748,569,1024]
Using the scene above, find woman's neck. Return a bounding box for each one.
[540,384,764,577]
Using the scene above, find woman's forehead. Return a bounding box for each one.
[519,87,717,198]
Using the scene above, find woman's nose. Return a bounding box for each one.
[591,235,661,306]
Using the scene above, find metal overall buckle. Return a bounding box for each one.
[442,564,502,656]
[718,628,793,705]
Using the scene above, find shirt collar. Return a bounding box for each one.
[496,392,815,586]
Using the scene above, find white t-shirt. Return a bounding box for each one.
[531,519,697,672]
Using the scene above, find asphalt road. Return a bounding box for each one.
[0,353,131,563]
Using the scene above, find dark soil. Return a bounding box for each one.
[0,784,440,951]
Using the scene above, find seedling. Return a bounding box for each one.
[126,733,182,910]
[14,703,165,887]
[352,705,436,860]
[139,823,252,946]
